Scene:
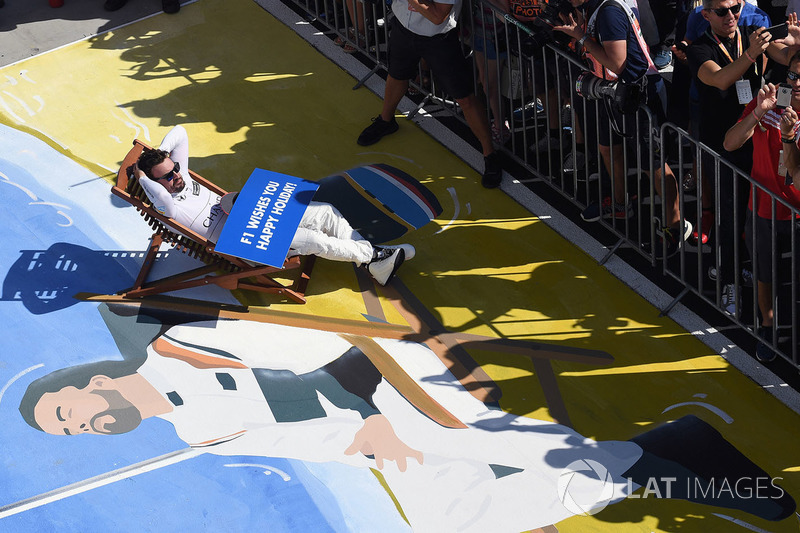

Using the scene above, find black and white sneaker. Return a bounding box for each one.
[367,247,405,285]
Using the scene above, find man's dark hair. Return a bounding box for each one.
[137,148,170,180]
[19,359,141,432]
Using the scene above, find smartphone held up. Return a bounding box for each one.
[777,83,793,109]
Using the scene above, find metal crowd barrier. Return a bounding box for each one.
[282,0,800,368]
[661,124,800,367]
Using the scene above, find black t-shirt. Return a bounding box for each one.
[687,24,762,149]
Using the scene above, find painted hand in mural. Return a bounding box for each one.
[344,414,423,472]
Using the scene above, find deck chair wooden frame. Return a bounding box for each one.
[111,139,315,303]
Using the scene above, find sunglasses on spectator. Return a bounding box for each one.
[157,161,180,182]
[788,71,800,81]
[706,3,742,17]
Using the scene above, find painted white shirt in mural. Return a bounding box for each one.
[139,319,643,532]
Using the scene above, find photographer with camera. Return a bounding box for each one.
[553,0,690,257]
[723,57,800,362]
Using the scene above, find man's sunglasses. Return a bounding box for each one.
[157,161,180,182]
[788,71,800,81]
[706,3,742,17]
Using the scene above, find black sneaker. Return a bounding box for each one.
[755,327,777,362]
[163,0,181,13]
[357,116,399,146]
[482,151,502,188]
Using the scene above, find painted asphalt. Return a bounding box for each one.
[1,1,800,531]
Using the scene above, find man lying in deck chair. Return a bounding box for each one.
[133,126,414,286]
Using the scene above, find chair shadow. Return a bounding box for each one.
[1,242,138,314]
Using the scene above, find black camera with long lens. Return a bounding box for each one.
[520,0,574,55]
[575,71,643,114]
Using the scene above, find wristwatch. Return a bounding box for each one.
[576,35,588,50]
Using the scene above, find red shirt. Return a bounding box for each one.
[739,99,800,220]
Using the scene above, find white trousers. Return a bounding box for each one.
[289,201,374,265]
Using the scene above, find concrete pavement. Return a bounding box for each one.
[0,0,184,67]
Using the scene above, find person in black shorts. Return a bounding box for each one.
[356,0,503,188]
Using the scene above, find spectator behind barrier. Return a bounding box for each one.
[687,3,799,312]
[471,0,512,146]
[332,0,367,54]
[673,0,768,247]
[723,51,800,363]
[636,0,674,70]
[512,0,591,169]
[553,0,690,258]
[685,0,770,42]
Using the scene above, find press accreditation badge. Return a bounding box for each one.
[735,79,753,104]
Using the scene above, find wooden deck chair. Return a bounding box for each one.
[111,139,315,303]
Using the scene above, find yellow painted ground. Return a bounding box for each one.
[2,0,799,531]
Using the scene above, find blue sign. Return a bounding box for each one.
[214,169,319,267]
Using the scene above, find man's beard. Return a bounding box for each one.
[172,178,186,194]
[89,389,143,434]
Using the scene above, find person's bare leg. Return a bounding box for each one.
[697,161,712,209]
[547,88,560,130]
[474,52,491,121]
[381,76,409,122]
[355,0,365,35]
[485,58,503,131]
[457,94,494,156]
[612,144,625,205]
[598,143,626,205]
[573,111,585,144]
[653,163,681,228]
[757,280,774,328]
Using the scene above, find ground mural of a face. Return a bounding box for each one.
[34,377,142,436]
